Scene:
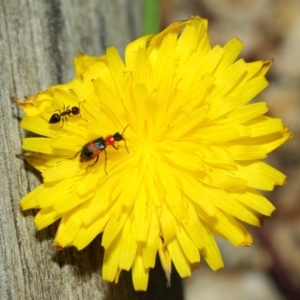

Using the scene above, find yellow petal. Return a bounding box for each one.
[200,224,224,270]
[225,144,267,160]
[132,244,149,291]
[209,59,247,100]
[106,47,126,98]
[21,116,55,137]
[197,124,250,142]
[22,138,59,154]
[134,185,151,242]
[181,203,206,249]
[73,213,109,250]
[198,208,253,247]
[247,116,284,137]
[142,211,160,268]
[34,207,62,230]
[167,238,191,277]
[208,188,263,226]
[157,205,177,245]
[20,184,43,210]
[102,231,122,282]
[200,168,247,190]
[101,207,130,249]
[54,206,83,247]
[237,161,286,190]
[42,160,84,183]
[214,37,244,74]
[230,188,275,216]
[221,102,268,125]
[158,239,172,287]
[53,192,83,214]
[119,219,137,270]
[230,77,268,105]
[125,35,151,70]
[177,227,200,263]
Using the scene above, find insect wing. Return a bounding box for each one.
[93,137,106,151]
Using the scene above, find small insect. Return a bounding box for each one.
[79,137,107,166]
[49,101,85,129]
[75,125,130,174]
[104,125,129,152]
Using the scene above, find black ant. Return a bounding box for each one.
[49,101,86,129]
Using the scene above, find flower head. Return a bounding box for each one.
[17,16,291,290]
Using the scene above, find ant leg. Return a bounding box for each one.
[69,149,81,160]
[80,115,88,122]
[123,139,129,153]
[58,117,64,131]
[104,150,108,175]
[122,124,129,153]
[79,114,88,122]
[90,155,99,167]
[113,145,119,150]
[78,100,86,107]
[58,116,68,133]
[86,156,99,171]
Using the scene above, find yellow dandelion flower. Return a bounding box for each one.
[17,16,292,291]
